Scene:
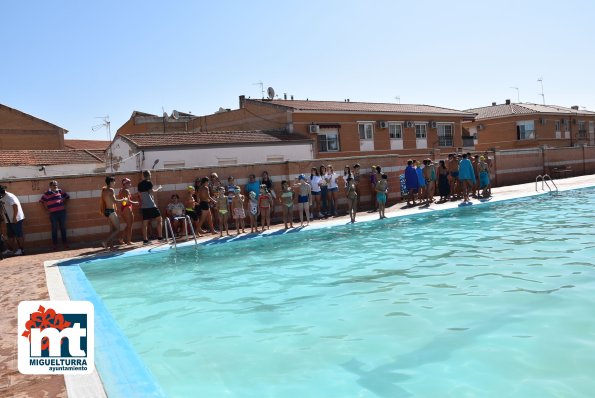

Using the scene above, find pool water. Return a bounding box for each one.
[80,188,595,397]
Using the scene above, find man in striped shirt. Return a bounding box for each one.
[39,180,70,250]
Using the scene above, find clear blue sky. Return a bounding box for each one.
[2,0,594,140]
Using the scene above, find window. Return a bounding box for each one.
[516,120,535,140]
[415,123,427,139]
[555,120,561,132]
[266,155,284,163]
[437,124,454,147]
[564,119,570,131]
[318,131,339,152]
[578,120,586,138]
[218,158,238,166]
[163,161,185,168]
[358,123,374,140]
[389,123,402,139]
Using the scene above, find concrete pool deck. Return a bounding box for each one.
[1,174,594,397]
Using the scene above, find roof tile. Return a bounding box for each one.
[256,99,474,116]
[122,130,311,148]
[0,150,104,167]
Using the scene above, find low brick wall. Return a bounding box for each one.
[1,147,594,251]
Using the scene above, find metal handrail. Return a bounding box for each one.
[164,217,177,252]
[535,174,558,192]
[542,174,558,192]
[185,215,198,245]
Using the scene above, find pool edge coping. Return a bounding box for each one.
[44,259,166,398]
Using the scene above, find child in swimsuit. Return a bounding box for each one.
[346,177,358,223]
[295,174,311,226]
[184,186,202,237]
[216,186,230,237]
[376,173,388,219]
[231,185,246,235]
[279,180,294,229]
[248,191,259,233]
[258,184,273,231]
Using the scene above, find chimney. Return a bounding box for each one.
[239,95,246,108]
[492,102,496,106]
[284,93,287,100]
[505,99,511,105]
[291,95,294,100]
[571,105,579,110]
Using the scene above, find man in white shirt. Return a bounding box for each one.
[0,185,25,256]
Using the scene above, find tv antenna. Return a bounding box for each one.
[510,87,520,103]
[92,115,113,171]
[537,78,545,105]
[267,87,275,100]
[394,96,400,104]
[253,81,264,98]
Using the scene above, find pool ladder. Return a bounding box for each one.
[535,174,558,192]
[164,216,198,251]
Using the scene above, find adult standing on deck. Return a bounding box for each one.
[138,170,163,244]
[404,160,419,207]
[0,185,25,256]
[39,180,69,250]
[458,153,476,203]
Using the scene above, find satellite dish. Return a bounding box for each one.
[172,110,180,119]
[162,111,168,118]
[267,87,275,100]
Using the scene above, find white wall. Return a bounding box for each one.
[109,136,313,172]
[0,163,104,179]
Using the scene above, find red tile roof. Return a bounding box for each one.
[120,131,311,149]
[253,99,475,117]
[466,103,595,120]
[64,139,110,150]
[0,150,104,167]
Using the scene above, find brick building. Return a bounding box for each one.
[464,101,595,151]
[193,97,477,158]
[116,110,195,136]
[0,103,67,150]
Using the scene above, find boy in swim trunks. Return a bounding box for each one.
[100,176,124,250]
[375,173,388,219]
[258,184,273,230]
[231,186,246,235]
[279,180,294,229]
[216,186,230,237]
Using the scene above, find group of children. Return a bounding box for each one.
[403,152,492,206]
[100,155,492,246]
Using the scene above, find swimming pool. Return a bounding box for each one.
[64,187,595,397]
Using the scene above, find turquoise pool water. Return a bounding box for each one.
[79,188,595,397]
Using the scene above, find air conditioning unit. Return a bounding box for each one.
[430,121,437,129]
[477,124,484,131]
[405,121,414,128]
[308,124,320,134]
[378,121,388,129]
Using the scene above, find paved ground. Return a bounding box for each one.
[1,174,593,397]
